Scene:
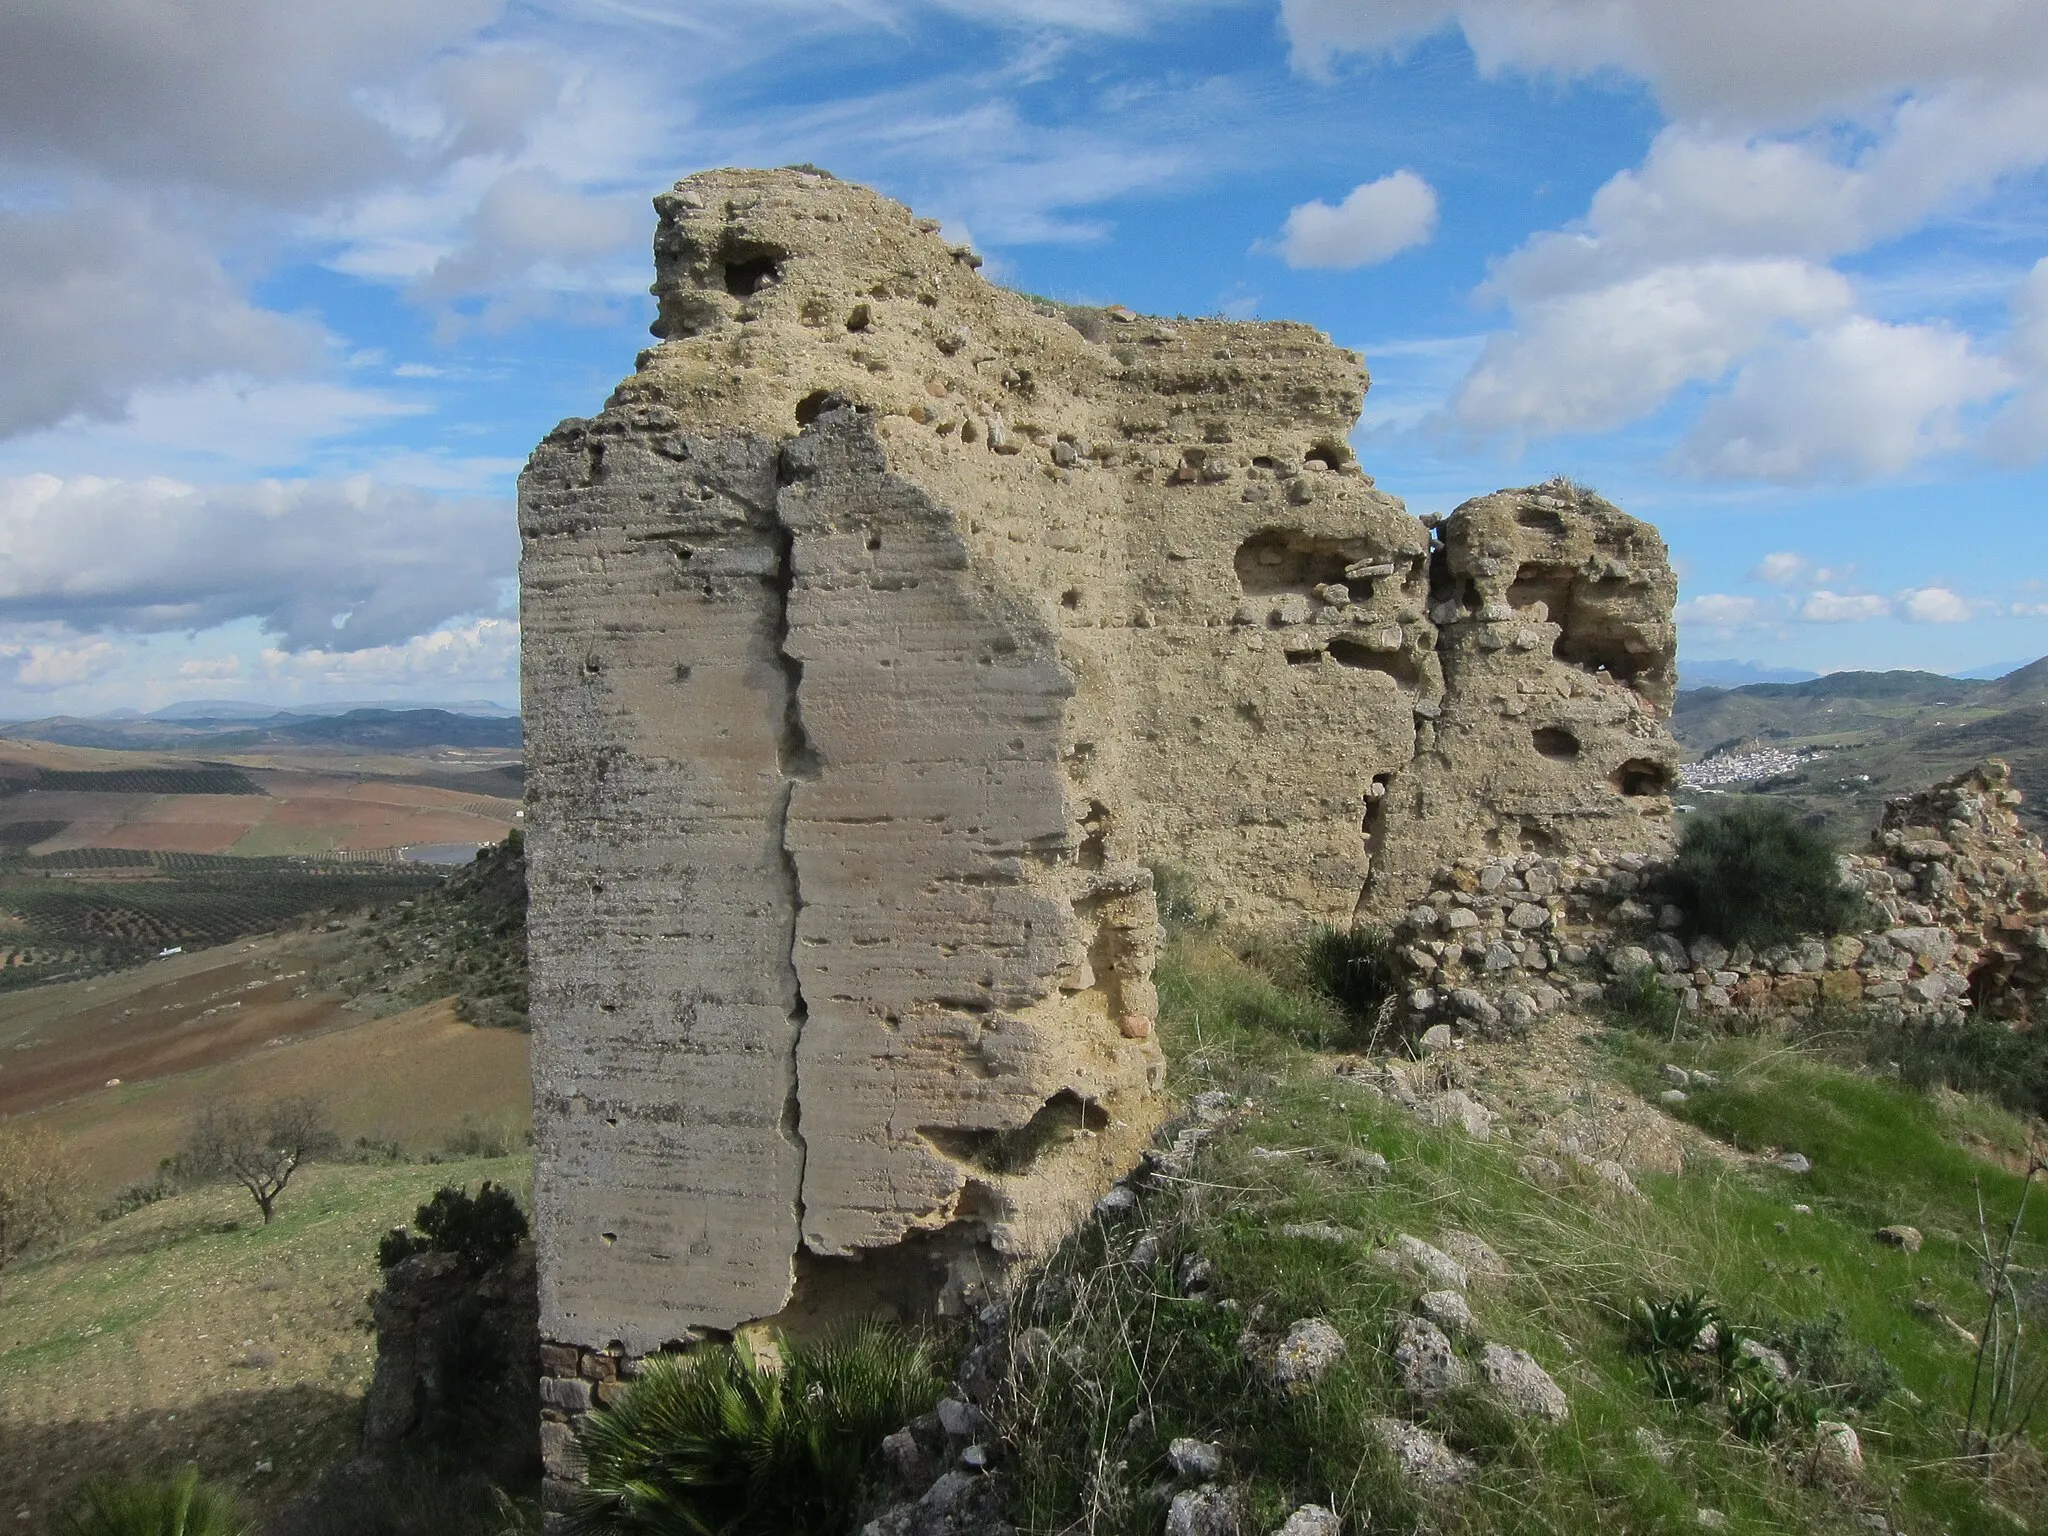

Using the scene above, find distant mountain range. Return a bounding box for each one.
[92,698,516,721]
[0,708,521,754]
[1671,655,2048,841]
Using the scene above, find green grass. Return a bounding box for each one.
[0,1154,533,1530]
[992,936,2048,1535]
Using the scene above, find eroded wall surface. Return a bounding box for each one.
[520,167,1683,1356]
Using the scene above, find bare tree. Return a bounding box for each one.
[186,1096,334,1225]
[0,1122,81,1298]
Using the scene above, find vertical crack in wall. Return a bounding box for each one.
[768,498,819,1280]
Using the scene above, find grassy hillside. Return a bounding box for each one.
[0,1154,531,1530]
[1673,659,2048,844]
[987,933,2047,1535]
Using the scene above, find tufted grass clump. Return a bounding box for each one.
[1663,799,1863,949]
[55,1466,251,1536]
[1603,964,1684,1038]
[567,1324,941,1536]
[1301,924,1399,1048]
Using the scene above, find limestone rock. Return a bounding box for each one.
[1435,1230,1507,1284]
[1416,1289,1477,1341]
[1392,1316,1468,1401]
[1369,1418,1475,1487]
[1376,1234,1470,1292]
[1815,1420,1864,1474]
[1167,1486,1241,1536]
[1273,1506,1342,1536]
[1169,1438,1225,1479]
[1874,1224,1923,1253]
[1477,1343,1568,1422]
[1271,1317,1347,1392]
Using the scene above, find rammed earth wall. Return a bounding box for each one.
[517,170,1688,1492]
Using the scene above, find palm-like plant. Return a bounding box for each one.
[568,1323,942,1536]
[56,1466,252,1536]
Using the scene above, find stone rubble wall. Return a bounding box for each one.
[1399,759,2048,1036]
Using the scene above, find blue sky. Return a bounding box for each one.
[1,0,2044,715]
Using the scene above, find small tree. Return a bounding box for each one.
[0,1122,81,1298]
[185,1096,334,1225]
[1663,799,1863,949]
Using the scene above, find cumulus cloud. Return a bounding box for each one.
[1289,1,2048,478]
[0,634,122,691]
[0,474,512,650]
[1679,317,2010,482]
[258,616,518,688]
[1274,171,1438,269]
[1279,1,2048,127]
[1452,259,1850,438]
[1986,257,2048,465]
[1901,586,1972,624]
[0,0,504,201]
[1676,593,1764,630]
[0,202,322,437]
[1750,552,1808,585]
[1800,591,1891,623]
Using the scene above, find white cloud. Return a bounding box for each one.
[1274,171,1438,269]
[0,0,505,201]
[1901,586,1972,624]
[1294,2,2048,478]
[1,635,122,691]
[1451,259,1850,438]
[1279,2,2048,128]
[1676,593,1764,630]
[1987,257,2048,465]
[0,202,322,437]
[1800,591,1891,623]
[1750,552,1807,586]
[1680,317,2010,482]
[258,616,518,689]
[0,474,512,650]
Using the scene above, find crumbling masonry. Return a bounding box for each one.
[518,169,1682,1420]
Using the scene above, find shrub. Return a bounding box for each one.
[1301,925,1398,1045]
[1771,1310,1900,1411]
[568,1324,941,1536]
[1662,799,1862,949]
[55,1466,251,1536]
[379,1181,529,1272]
[1148,862,1208,932]
[0,1121,82,1296]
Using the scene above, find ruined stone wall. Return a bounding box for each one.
[519,168,1684,1381]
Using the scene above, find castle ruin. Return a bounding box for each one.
[517,169,1681,1413]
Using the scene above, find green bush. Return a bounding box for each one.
[56,1467,250,1536]
[1663,800,1862,949]
[379,1181,528,1272]
[1301,925,1398,1044]
[1147,862,1207,932]
[567,1324,941,1536]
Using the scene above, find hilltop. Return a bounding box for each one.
[1671,658,2048,842]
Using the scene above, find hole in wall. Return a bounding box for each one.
[721,245,787,297]
[673,663,692,682]
[1235,528,1374,597]
[1251,454,1277,470]
[846,303,872,332]
[1611,758,1672,797]
[921,1089,1109,1175]
[1284,649,1321,667]
[1061,588,1082,610]
[1304,443,1349,471]
[1326,637,1420,688]
[1508,563,1652,692]
[1078,800,1109,869]
[795,388,840,426]
[867,534,883,551]
[1532,726,1581,760]
[1515,506,1567,536]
